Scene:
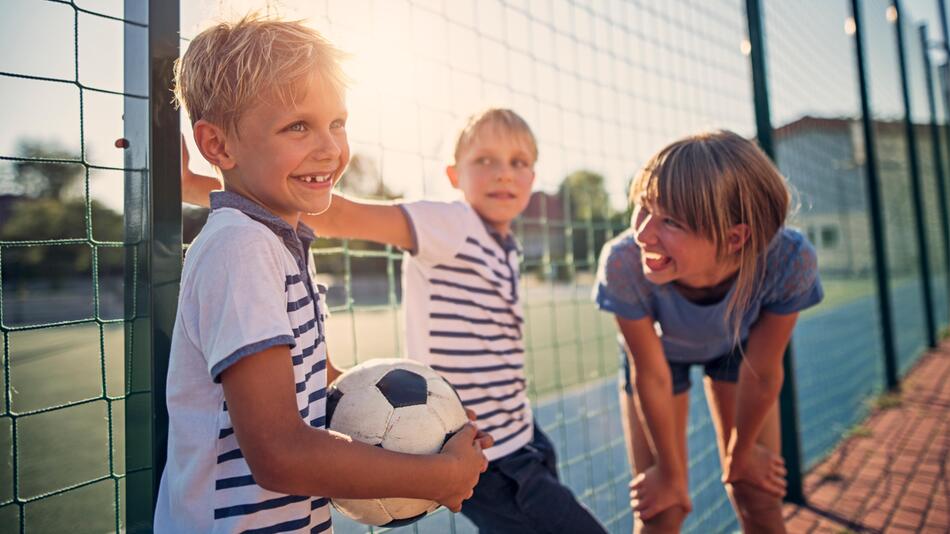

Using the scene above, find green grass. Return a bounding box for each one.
[801,277,875,319]
[1,323,125,532]
[844,424,872,439]
[870,391,903,411]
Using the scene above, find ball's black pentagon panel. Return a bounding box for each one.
[383,511,429,528]
[325,386,344,427]
[376,368,428,408]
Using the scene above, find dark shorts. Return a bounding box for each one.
[460,425,607,534]
[619,342,744,395]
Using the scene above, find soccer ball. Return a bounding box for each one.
[325,358,468,527]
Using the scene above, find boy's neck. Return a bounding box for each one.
[222,183,301,229]
[473,209,513,238]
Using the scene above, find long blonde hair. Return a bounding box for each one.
[630,130,790,344]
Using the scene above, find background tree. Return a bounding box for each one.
[557,169,611,222]
[1,139,123,284]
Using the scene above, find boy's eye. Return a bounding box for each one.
[512,158,530,169]
[663,217,681,228]
[287,122,307,132]
[331,119,346,129]
[477,157,493,165]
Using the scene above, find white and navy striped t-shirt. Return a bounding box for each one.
[155,191,332,533]
[401,200,533,461]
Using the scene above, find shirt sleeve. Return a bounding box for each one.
[399,200,475,265]
[592,233,653,321]
[184,227,296,382]
[762,229,824,315]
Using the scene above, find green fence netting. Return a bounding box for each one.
[3,1,950,533]
[0,0,149,532]
[763,0,889,469]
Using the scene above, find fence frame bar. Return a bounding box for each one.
[894,0,938,350]
[744,0,805,505]
[850,0,900,391]
[918,23,950,326]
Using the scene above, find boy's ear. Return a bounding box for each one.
[445,164,460,189]
[727,224,751,254]
[193,120,236,171]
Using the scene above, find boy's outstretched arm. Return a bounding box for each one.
[221,344,488,510]
[181,136,220,208]
[302,195,414,251]
[178,140,411,247]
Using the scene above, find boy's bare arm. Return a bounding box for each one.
[179,142,411,248]
[302,195,414,251]
[221,345,486,509]
[325,350,343,385]
[181,136,220,208]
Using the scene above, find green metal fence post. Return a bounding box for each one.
[123,1,152,530]
[919,23,950,325]
[850,0,900,390]
[894,0,938,349]
[147,0,181,502]
[124,1,180,529]
[744,0,805,506]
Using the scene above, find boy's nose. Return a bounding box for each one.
[494,162,514,182]
[312,131,341,160]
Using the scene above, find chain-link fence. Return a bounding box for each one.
[2,1,949,533]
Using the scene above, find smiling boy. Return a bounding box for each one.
[156,16,490,533]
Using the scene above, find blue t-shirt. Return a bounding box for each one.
[593,227,823,363]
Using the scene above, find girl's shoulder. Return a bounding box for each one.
[594,229,656,319]
[760,227,822,310]
[764,227,818,275]
[601,228,642,263]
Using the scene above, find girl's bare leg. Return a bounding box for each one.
[704,377,786,534]
[620,382,691,534]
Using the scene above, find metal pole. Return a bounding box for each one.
[850,0,900,390]
[919,23,950,326]
[147,0,181,515]
[123,0,151,527]
[744,0,805,506]
[894,0,938,349]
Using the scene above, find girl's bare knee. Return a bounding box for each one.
[725,482,786,533]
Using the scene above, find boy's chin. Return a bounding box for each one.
[302,198,333,216]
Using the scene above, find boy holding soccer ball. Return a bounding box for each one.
[158,15,491,533]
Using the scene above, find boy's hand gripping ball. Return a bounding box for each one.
[325,358,469,527]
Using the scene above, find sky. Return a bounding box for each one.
[0,0,947,214]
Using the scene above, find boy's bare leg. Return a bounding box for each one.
[704,378,786,534]
[620,385,690,534]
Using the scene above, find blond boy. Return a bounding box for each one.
[158,16,489,533]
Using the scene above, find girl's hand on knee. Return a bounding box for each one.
[723,444,787,498]
[629,465,691,520]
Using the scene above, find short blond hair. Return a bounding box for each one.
[631,130,790,344]
[453,108,538,164]
[173,14,346,134]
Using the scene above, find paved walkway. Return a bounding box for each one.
[783,342,950,533]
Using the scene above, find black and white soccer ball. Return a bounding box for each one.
[325,358,468,527]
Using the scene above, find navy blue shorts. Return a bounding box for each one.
[619,343,744,395]
[460,425,607,533]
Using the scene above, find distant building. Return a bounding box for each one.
[773,115,943,277]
